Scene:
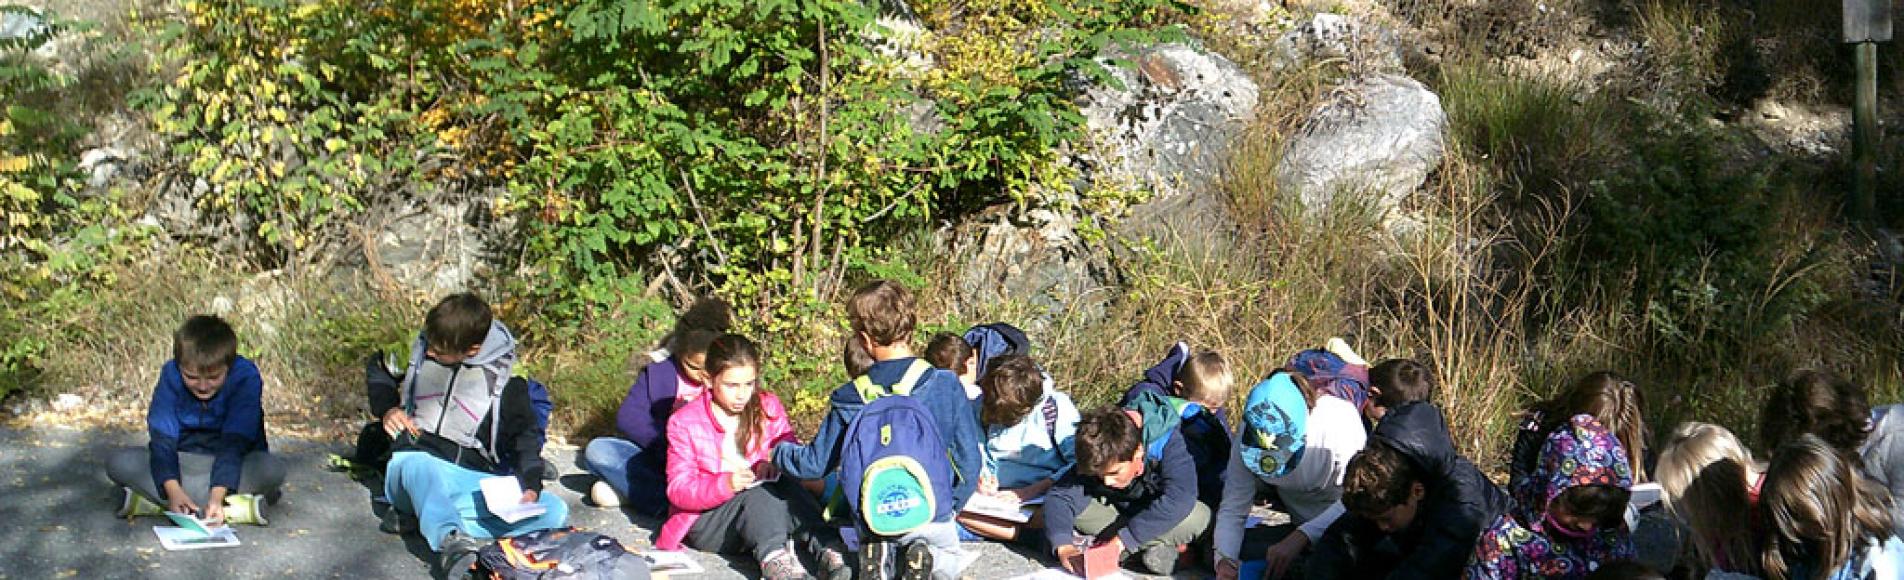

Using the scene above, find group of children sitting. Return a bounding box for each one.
[105,280,1904,580]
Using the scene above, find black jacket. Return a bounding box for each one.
[1307,401,1512,580]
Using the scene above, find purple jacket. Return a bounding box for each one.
[616,359,696,450]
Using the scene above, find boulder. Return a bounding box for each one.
[1275,74,1446,218]
[367,198,487,295]
[1271,13,1405,75]
[1081,43,1259,204]
[945,207,1114,331]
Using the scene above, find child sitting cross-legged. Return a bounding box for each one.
[659,334,847,580]
[1045,405,1210,576]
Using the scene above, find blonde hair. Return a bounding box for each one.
[1760,434,1896,580]
[1656,422,1761,575]
[1180,351,1233,407]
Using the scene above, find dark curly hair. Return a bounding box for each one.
[1759,369,1871,456]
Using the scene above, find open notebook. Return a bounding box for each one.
[154,511,240,550]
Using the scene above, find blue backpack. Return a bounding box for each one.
[839,360,954,537]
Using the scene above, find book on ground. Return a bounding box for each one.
[1629,482,1663,509]
[153,525,240,551]
[960,493,1037,523]
[479,476,547,524]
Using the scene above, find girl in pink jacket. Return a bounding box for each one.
[659,334,846,580]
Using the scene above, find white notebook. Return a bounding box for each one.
[153,525,241,550]
[479,476,548,523]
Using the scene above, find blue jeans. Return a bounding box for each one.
[582,437,668,516]
[385,451,570,551]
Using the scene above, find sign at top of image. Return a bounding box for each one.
[1845,0,1893,43]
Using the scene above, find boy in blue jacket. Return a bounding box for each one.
[108,315,283,525]
[772,280,983,580]
[1046,405,1211,576]
[1118,342,1234,506]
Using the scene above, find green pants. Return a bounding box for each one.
[1073,497,1211,554]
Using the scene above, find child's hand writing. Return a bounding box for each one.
[519,489,539,505]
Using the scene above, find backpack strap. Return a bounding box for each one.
[853,359,934,403]
[1041,395,1061,451]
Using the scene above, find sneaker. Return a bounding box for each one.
[589,480,622,508]
[858,540,894,580]
[117,487,165,518]
[809,537,851,580]
[379,508,417,534]
[222,493,268,526]
[438,531,488,580]
[759,547,814,580]
[899,541,934,580]
[1139,543,1180,576]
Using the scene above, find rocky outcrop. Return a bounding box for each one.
[1275,74,1446,219]
[944,207,1114,330]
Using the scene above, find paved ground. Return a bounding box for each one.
[0,425,1166,579]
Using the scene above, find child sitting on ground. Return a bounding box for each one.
[772,280,982,580]
[1119,341,1234,506]
[924,331,979,400]
[581,299,728,514]
[1308,398,1512,580]
[109,315,284,525]
[370,293,568,578]
[1655,422,1765,578]
[957,355,1079,544]
[659,334,847,580]
[1045,405,1210,576]
[1466,414,1635,579]
[1364,358,1436,424]
[1760,434,1902,580]
[1214,366,1368,580]
[1759,369,1904,529]
[1508,372,1649,511]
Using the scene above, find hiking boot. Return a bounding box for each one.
[759,547,814,580]
[222,493,268,526]
[808,537,851,580]
[439,531,488,580]
[1139,543,1181,576]
[899,541,934,580]
[588,480,621,508]
[379,508,417,534]
[858,539,893,580]
[117,487,165,518]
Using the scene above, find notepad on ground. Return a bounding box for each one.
[641,550,705,576]
[959,493,1041,523]
[479,476,548,523]
[154,511,240,550]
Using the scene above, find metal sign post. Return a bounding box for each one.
[1845,0,1891,222]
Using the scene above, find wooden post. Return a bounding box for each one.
[1855,42,1878,222]
[1844,0,1891,223]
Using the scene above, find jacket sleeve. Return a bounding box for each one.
[1120,433,1199,548]
[1041,472,1088,551]
[774,390,851,480]
[666,412,737,512]
[499,378,546,492]
[615,363,666,448]
[933,376,985,510]
[209,363,264,491]
[1214,439,1257,561]
[1456,522,1514,580]
[147,363,185,488]
[1391,503,1493,580]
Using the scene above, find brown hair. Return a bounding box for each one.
[1540,371,1648,483]
[847,280,916,348]
[705,334,767,454]
[1552,484,1631,529]
[841,334,874,378]
[1760,434,1896,580]
[424,293,493,354]
[924,332,973,372]
[979,355,1043,427]
[1179,350,1233,406]
[1074,406,1141,476]
[1759,369,1871,457]
[1656,422,1761,575]
[1369,358,1435,408]
[1342,441,1422,516]
[174,315,238,372]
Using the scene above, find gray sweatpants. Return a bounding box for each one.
[106,447,286,506]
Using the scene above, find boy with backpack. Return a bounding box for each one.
[772,280,984,580]
[108,315,284,525]
[369,293,569,579]
[1045,405,1211,576]
[1119,341,1235,506]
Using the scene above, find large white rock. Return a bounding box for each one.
[1275,74,1446,217]
[1081,43,1260,202]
